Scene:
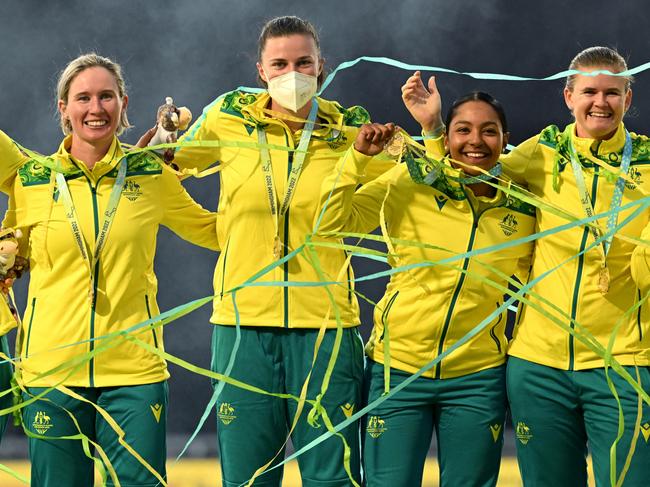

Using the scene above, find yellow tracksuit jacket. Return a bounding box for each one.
[0,130,29,335]
[317,148,535,379]
[3,136,218,387]
[429,123,650,370]
[174,90,391,328]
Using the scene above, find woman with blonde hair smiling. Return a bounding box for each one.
[3,53,218,486]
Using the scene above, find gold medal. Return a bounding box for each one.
[598,265,610,295]
[273,235,282,260]
[384,132,405,157]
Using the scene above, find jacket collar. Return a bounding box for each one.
[569,122,626,158]
[241,92,345,134]
[55,135,124,179]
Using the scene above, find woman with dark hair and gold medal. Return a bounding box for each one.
[316,83,535,485]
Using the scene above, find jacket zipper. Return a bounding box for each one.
[88,180,101,387]
[568,165,599,370]
[145,294,159,348]
[283,132,292,328]
[24,297,37,358]
[434,193,480,379]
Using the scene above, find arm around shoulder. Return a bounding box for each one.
[160,165,219,251]
[0,130,29,193]
[316,145,396,236]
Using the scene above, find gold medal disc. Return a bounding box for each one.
[273,235,282,260]
[384,132,405,157]
[598,265,610,295]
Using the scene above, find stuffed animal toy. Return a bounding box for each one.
[0,229,28,280]
[148,97,192,168]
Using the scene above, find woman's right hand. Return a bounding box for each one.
[353,123,397,156]
[401,71,443,133]
[135,126,158,148]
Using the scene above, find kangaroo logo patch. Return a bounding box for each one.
[33,411,54,435]
[122,180,142,201]
[218,402,237,425]
[499,213,518,236]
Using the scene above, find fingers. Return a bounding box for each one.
[359,123,396,144]
[427,75,438,94]
[134,125,158,148]
[401,70,429,98]
[354,123,398,155]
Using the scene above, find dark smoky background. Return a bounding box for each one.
[1,0,649,456]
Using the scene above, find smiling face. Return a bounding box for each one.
[58,66,127,150]
[564,65,632,140]
[256,34,322,88]
[445,100,508,176]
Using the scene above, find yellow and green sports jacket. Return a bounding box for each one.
[0,130,30,336]
[429,123,650,370]
[174,90,392,328]
[3,136,218,387]
[631,222,650,296]
[316,148,535,379]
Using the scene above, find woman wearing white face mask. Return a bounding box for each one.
[167,16,393,487]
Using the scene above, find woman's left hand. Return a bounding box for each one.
[0,278,14,295]
[354,123,397,156]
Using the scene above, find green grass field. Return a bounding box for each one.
[0,457,596,486]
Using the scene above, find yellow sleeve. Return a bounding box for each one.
[0,130,29,193]
[500,134,541,187]
[423,133,446,159]
[160,166,219,251]
[173,102,223,173]
[0,296,17,336]
[631,222,650,294]
[316,147,395,235]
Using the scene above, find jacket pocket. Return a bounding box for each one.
[144,295,159,348]
[24,297,37,358]
[637,289,644,341]
[489,302,504,354]
[219,238,231,299]
[379,291,400,341]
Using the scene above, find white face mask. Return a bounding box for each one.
[265,70,318,112]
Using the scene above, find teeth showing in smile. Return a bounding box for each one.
[465,152,487,158]
[589,112,611,118]
[85,120,107,127]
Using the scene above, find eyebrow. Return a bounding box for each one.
[268,55,315,62]
[452,120,499,126]
[72,89,116,96]
[580,86,623,92]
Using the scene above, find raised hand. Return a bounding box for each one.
[401,71,444,133]
[353,123,397,156]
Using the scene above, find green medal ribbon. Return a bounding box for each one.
[55,158,128,301]
[568,131,632,293]
[257,99,319,259]
[450,162,503,185]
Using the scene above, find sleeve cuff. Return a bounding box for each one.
[421,124,446,140]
